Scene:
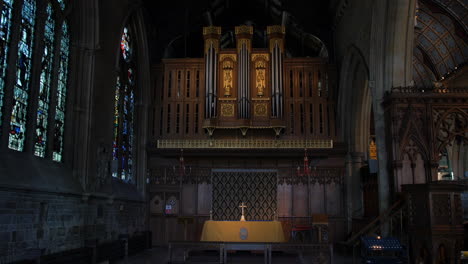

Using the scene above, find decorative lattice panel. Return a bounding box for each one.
[212,169,277,221]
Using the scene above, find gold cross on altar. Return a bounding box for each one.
[239,202,247,221]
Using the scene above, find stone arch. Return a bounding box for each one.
[338,45,371,221]
[338,45,371,154]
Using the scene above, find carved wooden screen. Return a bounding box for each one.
[212,169,277,221]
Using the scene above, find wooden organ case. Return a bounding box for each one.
[153,25,337,140]
[149,25,344,245]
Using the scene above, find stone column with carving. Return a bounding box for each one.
[235,25,253,119]
[267,25,285,118]
[203,26,221,119]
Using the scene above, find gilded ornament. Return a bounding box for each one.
[269,39,284,53]
[203,26,221,35]
[256,69,266,96]
[254,57,268,97]
[369,139,377,159]
[267,25,285,35]
[254,103,268,116]
[157,139,333,149]
[223,70,233,97]
[235,25,253,35]
[205,39,219,53]
[252,53,269,62]
[221,104,235,117]
[237,39,251,53]
[222,59,234,97]
[219,54,237,62]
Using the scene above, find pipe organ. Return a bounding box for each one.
[149,25,345,245]
[152,25,337,140]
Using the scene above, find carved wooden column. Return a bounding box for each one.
[203,26,221,119]
[267,25,285,118]
[235,25,252,119]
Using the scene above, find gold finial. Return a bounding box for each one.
[235,25,253,35]
[267,25,285,35]
[203,26,221,35]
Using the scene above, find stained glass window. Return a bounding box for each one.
[0,0,14,131]
[34,3,54,157]
[52,22,70,162]
[112,26,136,181]
[9,0,36,151]
[57,0,65,10]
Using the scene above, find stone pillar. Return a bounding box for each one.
[203,26,221,119]
[68,0,100,188]
[267,25,285,118]
[345,152,365,233]
[373,101,391,235]
[426,160,439,182]
[235,25,253,119]
[351,152,364,216]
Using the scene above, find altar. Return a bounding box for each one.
[200,220,286,242]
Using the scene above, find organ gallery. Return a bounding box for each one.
[148,25,344,243]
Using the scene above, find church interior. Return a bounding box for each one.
[0,0,467,263]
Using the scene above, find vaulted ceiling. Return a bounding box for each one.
[143,0,334,61]
[413,0,468,87]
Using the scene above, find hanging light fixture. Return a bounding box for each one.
[173,149,191,180]
[297,148,311,176]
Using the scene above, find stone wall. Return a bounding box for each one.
[0,188,147,263]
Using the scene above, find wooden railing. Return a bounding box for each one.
[343,198,406,246]
[339,198,408,262]
[157,139,333,149]
[390,86,468,94]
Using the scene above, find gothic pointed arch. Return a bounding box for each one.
[337,45,371,154]
[111,9,150,189]
[433,107,468,157]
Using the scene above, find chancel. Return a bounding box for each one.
[0,0,467,264]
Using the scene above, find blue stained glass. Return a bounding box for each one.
[52,22,69,162]
[0,0,14,131]
[113,27,135,181]
[57,0,65,10]
[34,3,54,157]
[112,78,120,161]
[9,0,36,151]
[120,27,131,61]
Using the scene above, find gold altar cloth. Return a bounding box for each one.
[200,220,286,242]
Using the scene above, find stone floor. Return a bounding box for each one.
[115,246,356,264]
